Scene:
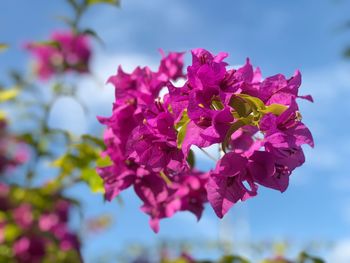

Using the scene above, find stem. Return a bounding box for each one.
[25,95,58,187]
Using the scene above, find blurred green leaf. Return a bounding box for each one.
[82,29,105,45]
[86,0,120,6]
[298,252,325,263]
[29,41,61,49]
[81,168,104,193]
[343,46,350,58]
[0,111,6,121]
[219,255,250,263]
[81,134,105,149]
[0,43,8,53]
[0,245,12,258]
[19,133,36,146]
[53,134,107,192]
[4,224,21,242]
[0,88,19,102]
[96,155,112,167]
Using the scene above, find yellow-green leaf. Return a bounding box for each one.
[237,93,266,111]
[261,103,288,116]
[159,171,172,186]
[177,121,190,149]
[175,110,189,130]
[175,110,190,149]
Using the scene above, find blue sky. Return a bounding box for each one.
[2,0,350,262]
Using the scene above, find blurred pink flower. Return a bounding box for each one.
[26,31,91,79]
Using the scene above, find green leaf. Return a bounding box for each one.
[86,0,120,6]
[211,96,224,110]
[229,95,252,117]
[237,94,265,111]
[81,168,104,193]
[187,149,195,168]
[222,119,247,152]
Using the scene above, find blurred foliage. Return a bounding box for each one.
[0,43,8,52]
[0,0,119,262]
[0,88,19,103]
[53,134,108,193]
[128,251,325,263]
[0,184,82,262]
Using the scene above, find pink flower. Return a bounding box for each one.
[207,152,257,218]
[158,49,185,80]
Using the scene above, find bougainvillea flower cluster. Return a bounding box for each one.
[0,184,82,262]
[26,31,91,80]
[98,48,313,232]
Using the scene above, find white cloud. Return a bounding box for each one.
[48,96,87,135]
[327,239,350,263]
